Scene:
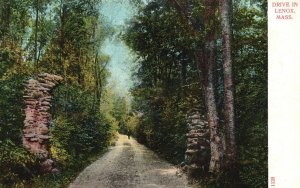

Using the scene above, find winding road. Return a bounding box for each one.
[69,134,190,188]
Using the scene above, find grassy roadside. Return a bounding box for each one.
[25,148,109,188]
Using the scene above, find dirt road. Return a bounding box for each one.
[69,134,190,188]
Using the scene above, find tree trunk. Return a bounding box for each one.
[203,0,224,174]
[34,0,39,72]
[220,0,236,165]
[202,41,224,174]
[168,0,225,173]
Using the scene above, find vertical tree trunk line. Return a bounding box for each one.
[203,37,224,174]
[168,0,225,173]
[220,0,236,166]
[34,0,39,73]
[59,0,68,114]
[203,0,225,174]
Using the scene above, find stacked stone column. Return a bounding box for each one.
[23,73,62,173]
[185,109,210,173]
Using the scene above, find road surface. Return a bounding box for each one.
[69,134,190,188]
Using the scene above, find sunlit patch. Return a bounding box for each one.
[153,168,177,176]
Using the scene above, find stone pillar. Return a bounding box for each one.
[185,109,210,173]
[23,73,62,173]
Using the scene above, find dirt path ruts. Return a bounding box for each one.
[69,134,190,188]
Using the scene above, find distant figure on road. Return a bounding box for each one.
[127,129,131,139]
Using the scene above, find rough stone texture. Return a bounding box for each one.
[23,73,62,173]
[185,109,210,173]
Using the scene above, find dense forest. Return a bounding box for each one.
[0,0,121,186]
[0,0,267,187]
[123,0,267,187]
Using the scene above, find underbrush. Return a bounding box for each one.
[28,149,108,188]
[0,146,109,188]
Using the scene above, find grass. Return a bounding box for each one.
[30,148,109,188]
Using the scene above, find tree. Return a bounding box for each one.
[34,0,39,72]
[220,0,236,166]
[167,0,224,173]
[124,1,197,163]
[0,0,115,185]
[232,0,267,186]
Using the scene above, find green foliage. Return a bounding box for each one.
[0,0,47,152]
[28,148,108,188]
[0,73,28,143]
[126,112,140,133]
[0,0,31,43]
[0,0,267,187]
[124,0,204,165]
[125,0,267,187]
[50,85,114,168]
[112,96,130,133]
[0,140,37,186]
[233,3,268,188]
[134,94,189,163]
[50,116,73,165]
[0,0,114,186]
[0,45,33,187]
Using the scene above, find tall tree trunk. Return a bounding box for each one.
[94,54,100,101]
[203,0,225,174]
[168,0,224,173]
[201,40,224,174]
[34,0,39,72]
[59,0,68,114]
[220,0,236,165]
[59,0,66,75]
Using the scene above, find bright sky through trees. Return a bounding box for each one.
[100,1,137,96]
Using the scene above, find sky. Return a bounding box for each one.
[100,1,138,97]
